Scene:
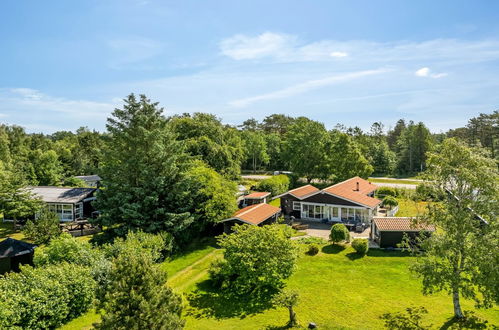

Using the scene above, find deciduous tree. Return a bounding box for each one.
[410,139,499,319]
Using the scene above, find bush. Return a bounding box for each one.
[376,186,397,198]
[382,196,398,209]
[0,263,95,329]
[104,230,172,262]
[255,175,290,197]
[34,233,102,267]
[211,224,299,295]
[22,208,61,244]
[351,239,369,254]
[307,244,319,255]
[329,223,350,244]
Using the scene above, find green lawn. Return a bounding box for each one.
[269,197,280,207]
[395,199,429,217]
[368,178,420,185]
[0,221,26,241]
[62,243,498,329]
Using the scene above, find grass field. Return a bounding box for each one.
[62,243,498,330]
[368,178,421,185]
[395,199,429,217]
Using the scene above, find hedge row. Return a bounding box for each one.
[254,174,290,197]
[0,263,95,329]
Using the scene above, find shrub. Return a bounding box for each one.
[22,208,61,244]
[351,239,369,254]
[376,186,397,198]
[255,175,290,197]
[104,230,172,262]
[307,244,319,255]
[329,223,350,244]
[211,224,299,295]
[0,263,95,329]
[382,196,398,209]
[34,233,102,267]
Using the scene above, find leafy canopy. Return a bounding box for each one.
[211,224,299,295]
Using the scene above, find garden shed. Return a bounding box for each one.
[370,217,435,248]
[0,238,36,274]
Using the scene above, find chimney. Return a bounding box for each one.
[356,182,360,191]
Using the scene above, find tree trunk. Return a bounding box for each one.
[452,287,464,319]
[288,306,297,327]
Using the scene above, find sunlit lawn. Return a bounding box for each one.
[62,242,498,329]
[0,221,26,241]
[368,178,420,185]
[395,199,429,217]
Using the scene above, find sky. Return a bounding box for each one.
[1,0,499,134]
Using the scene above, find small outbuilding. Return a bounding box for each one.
[74,175,101,187]
[241,192,271,207]
[371,217,435,248]
[221,203,281,233]
[0,238,36,274]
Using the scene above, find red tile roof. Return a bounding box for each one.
[323,176,381,208]
[244,192,270,199]
[286,185,320,199]
[228,203,281,225]
[373,217,435,232]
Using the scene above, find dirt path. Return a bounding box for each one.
[168,250,221,291]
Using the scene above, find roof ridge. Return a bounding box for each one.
[288,184,315,193]
[322,176,360,191]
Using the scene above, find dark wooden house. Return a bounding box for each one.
[277,177,381,225]
[370,217,435,248]
[0,238,36,274]
[241,192,270,207]
[30,186,97,222]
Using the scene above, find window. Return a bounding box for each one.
[47,203,74,222]
[292,201,301,211]
[75,203,83,219]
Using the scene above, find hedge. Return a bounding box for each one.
[0,263,95,329]
[254,174,290,197]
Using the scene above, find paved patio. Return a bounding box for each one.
[295,220,371,240]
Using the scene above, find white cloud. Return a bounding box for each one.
[220,32,499,65]
[415,67,448,78]
[330,51,348,58]
[228,69,389,107]
[220,32,296,60]
[0,88,118,132]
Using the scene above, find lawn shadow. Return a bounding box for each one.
[346,252,365,261]
[438,312,491,329]
[186,279,275,320]
[321,244,346,254]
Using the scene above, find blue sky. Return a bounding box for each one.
[1,0,499,133]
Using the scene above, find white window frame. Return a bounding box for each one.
[292,201,301,211]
